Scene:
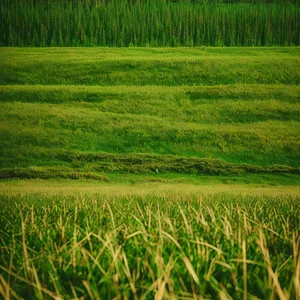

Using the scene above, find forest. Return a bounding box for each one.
[1,0,299,47]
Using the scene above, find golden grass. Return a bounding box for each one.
[1,179,299,197]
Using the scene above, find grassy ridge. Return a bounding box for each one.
[1,100,300,167]
[1,48,300,85]
[1,84,300,103]
[0,47,300,180]
[0,192,299,298]
[1,89,299,168]
[1,152,300,181]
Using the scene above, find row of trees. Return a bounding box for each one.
[1,0,299,47]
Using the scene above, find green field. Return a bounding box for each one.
[0,47,300,298]
[1,47,300,180]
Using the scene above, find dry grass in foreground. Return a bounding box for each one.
[0,189,299,299]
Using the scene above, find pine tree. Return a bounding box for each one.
[0,0,299,47]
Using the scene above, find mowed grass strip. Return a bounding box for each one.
[2,178,300,195]
[0,193,299,299]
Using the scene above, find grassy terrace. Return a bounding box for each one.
[0,47,300,181]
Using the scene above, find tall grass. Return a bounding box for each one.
[0,193,299,298]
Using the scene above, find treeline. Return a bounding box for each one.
[1,0,299,47]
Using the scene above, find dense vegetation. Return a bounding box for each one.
[1,47,300,181]
[1,0,299,47]
[0,192,299,299]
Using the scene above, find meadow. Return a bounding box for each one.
[0,46,300,298]
[1,48,300,179]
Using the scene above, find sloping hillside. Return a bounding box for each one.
[0,47,299,182]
